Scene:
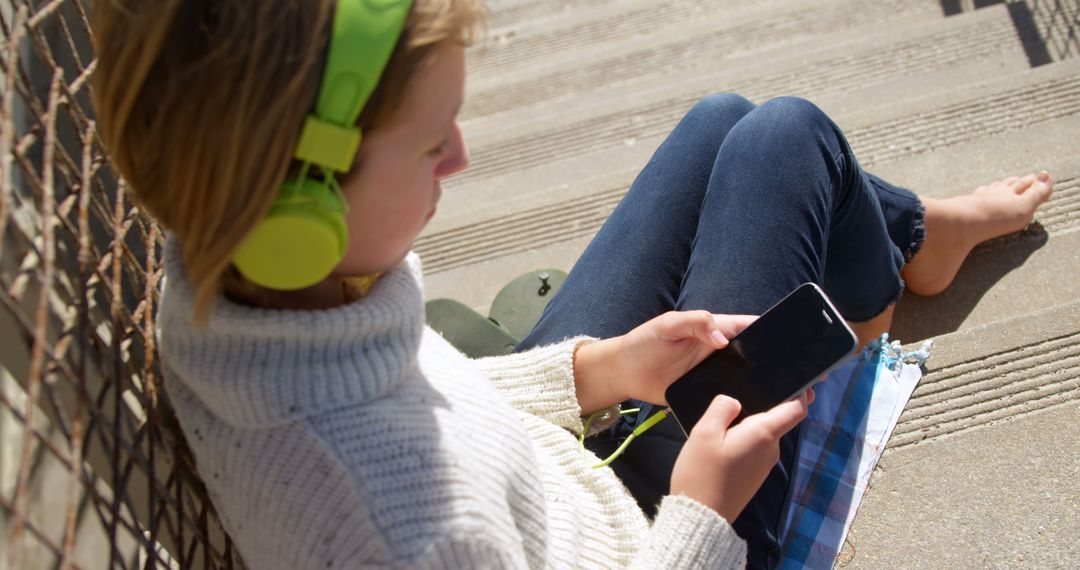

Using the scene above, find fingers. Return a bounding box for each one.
[717,314,758,326]
[652,310,728,347]
[715,314,758,336]
[694,394,742,436]
[696,312,758,348]
[795,385,817,406]
[651,311,759,348]
[742,396,808,438]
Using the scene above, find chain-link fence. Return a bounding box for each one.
[1,1,239,567]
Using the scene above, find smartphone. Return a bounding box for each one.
[665,283,858,435]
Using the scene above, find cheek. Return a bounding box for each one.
[343,182,426,241]
[340,162,432,236]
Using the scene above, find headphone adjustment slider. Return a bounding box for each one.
[295,114,361,173]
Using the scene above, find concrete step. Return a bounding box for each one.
[838,65,1080,170]
[894,301,1080,448]
[464,1,1036,142]
[846,300,1080,566]
[435,5,1076,236]
[850,403,1080,566]
[465,0,943,118]
[469,0,777,77]
[483,0,622,31]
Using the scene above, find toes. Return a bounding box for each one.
[1002,176,1020,186]
[1015,173,1053,212]
[1009,174,1038,194]
[1028,172,1053,203]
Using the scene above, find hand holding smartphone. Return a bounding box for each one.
[665,283,858,435]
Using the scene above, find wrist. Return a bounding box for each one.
[573,337,630,415]
[600,335,632,402]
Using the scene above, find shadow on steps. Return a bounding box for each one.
[892,221,1050,341]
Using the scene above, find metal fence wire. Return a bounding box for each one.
[1,1,241,568]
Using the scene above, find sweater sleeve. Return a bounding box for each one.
[630,495,747,569]
[407,496,745,569]
[475,337,619,435]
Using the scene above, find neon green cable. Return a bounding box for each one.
[631,408,669,437]
[593,408,669,469]
[592,433,636,469]
[579,407,643,449]
[578,408,671,469]
[579,412,599,449]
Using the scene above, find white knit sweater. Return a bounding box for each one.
[157,236,746,569]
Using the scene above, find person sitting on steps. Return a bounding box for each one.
[90,0,1052,568]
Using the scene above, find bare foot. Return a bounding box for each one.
[902,172,1054,296]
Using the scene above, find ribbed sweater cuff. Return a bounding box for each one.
[631,495,746,569]
[477,337,618,434]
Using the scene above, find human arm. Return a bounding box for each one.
[475,337,619,434]
[575,311,811,534]
[572,310,757,414]
[475,310,754,432]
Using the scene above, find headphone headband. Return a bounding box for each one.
[294,0,412,172]
[232,0,413,291]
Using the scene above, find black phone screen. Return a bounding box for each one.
[665,283,857,435]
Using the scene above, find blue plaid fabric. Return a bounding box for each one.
[779,336,930,569]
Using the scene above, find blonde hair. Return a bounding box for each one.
[92,0,484,326]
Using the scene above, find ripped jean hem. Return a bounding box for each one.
[856,192,926,322]
[903,196,928,264]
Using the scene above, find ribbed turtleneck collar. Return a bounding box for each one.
[157,235,424,428]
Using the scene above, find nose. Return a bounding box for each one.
[436,122,469,179]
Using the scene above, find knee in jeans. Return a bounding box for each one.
[755,96,834,140]
[686,93,755,127]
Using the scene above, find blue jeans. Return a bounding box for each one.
[514,94,925,569]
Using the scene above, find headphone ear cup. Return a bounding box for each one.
[232,176,348,290]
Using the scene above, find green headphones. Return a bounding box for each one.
[232,0,413,290]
